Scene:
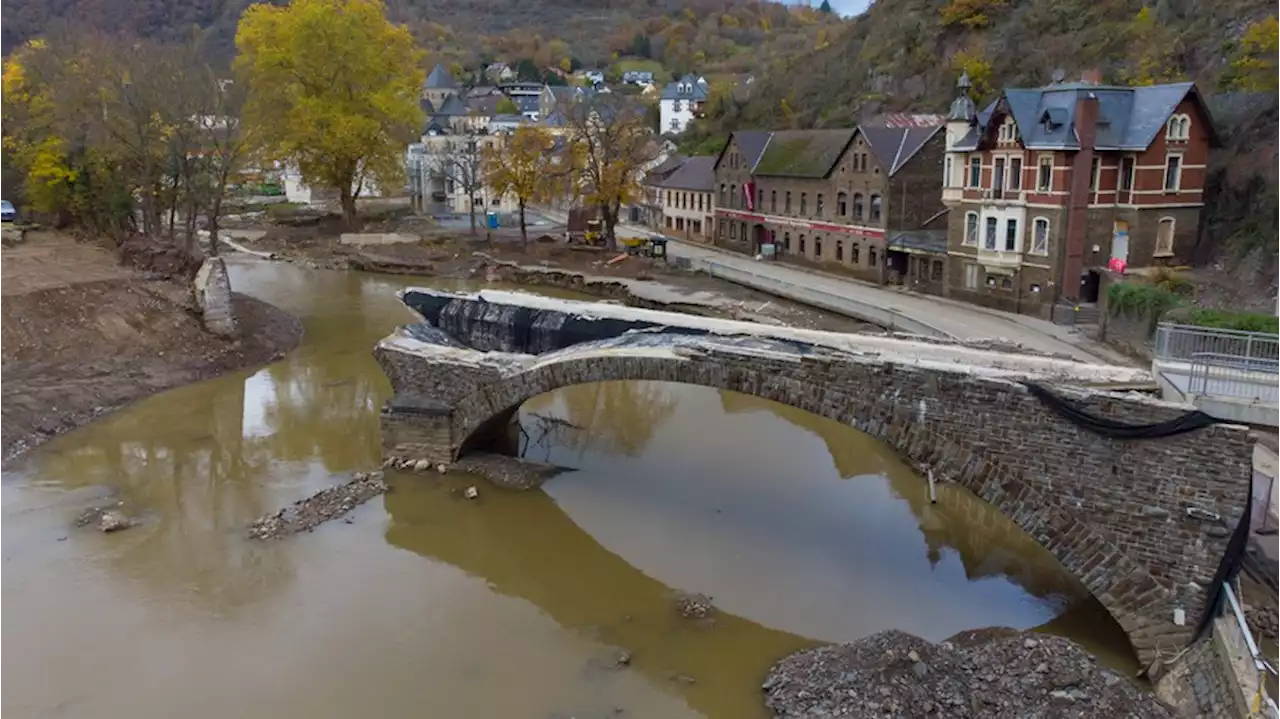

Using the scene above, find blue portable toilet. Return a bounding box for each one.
[486,211,499,229]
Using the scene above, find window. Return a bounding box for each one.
[1120,157,1135,193]
[770,190,777,213]
[1090,156,1100,191]
[816,193,825,217]
[993,157,1005,192]
[851,244,860,264]
[869,247,877,266]
[1009,157,1022,191]
[800,193,808,215]
[853,193,864,220]
[814,237,823,258]
[798,234,806,253]
[998,117,1016,143]
[1164,155,1182,191]
[836,240,844,261]
[1165,114,1191,141]
[784,232,791,250]
[837,192,848,216]
[861,153,869,171]
[1001,276,1014,290]
[730,222,737,239]
[1004,218,1018,252]
[964,262,981,289]
[968,156,981,187]
[1156,217,1175,255]
[931,260,943,282]
[666,190,672,206]
[1037,156,1052,191]
[697,194,703,211]
[963,212,979,246]
[984,217,998,250]
[719,184,727,207]
[673,100,682,112]
[944,156,953,188]
[1031,217,1049,256]
[869,194,882,223]
[757,188,763,209]
[785,192,792,213]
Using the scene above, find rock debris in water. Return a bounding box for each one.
[762,629,1175,719]
[247,472,388,540]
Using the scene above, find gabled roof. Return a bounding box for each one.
[714,130,772,172]
[466,95,502,116]
[659,156,716,191]
[753,129,856,178]
[426,64,458,90]
[512,95,540,113]
[435,93,467,116]
[643,154,688,186]
[859,114,945,176]
[466,86,501,99]
[545,85,579,104]
[661,74,709,101]
[419,98,436,114]
[953,81,1217,152]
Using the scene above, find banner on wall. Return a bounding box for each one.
[742,181,756,211]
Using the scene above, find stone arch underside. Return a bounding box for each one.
[438,348,1251,667]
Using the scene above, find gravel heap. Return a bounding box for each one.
[763,629,1174,719]
[248,471,388,539]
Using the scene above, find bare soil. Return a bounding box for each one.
[2,232,302,461]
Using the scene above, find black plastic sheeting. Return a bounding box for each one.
[1022,381,1249,649]
[1022,382,1219,439]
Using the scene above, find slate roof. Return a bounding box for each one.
[887,230,948,255]
[435,93,467,116]
[661,74,708,101]
[859,114,945,176]
[752,129,856,178]
[511,95,540,114]
[466,86,501,99]
[952,81,1217,152]
[715,130,772,172]
[466,95,502,116]
[425,64,458,90]
[419,98,435,114]
[643,155,688,186]
[659,156,716,191]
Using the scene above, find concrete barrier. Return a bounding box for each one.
[339,233,419,247]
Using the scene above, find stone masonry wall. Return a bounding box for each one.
[381,342,1254,666]
[194,257,238,337]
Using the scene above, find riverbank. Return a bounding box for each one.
[1,233,303,461]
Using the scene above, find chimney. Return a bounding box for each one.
[1080,69,1102,86]
[1061,92,1100,302]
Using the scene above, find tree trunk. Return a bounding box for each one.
[469,201,477,235]
[519,199,528,247]
[207,196,222,257]
[339,182,358,230]
[601,202,618,250]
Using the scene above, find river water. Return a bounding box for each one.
[2,261,1136,718]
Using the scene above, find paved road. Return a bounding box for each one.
[534,208,1126,364]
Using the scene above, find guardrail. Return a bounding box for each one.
[1155,323,1280,364]
[1187,352,1280,403]
[699,260,950,338]
[1223,581,1279,718]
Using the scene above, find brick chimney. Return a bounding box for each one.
[1080,69,1103,86]
[1061,92,1100,302]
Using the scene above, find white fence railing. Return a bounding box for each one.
[1187,352,1280,403]
[1155,323,1279,365]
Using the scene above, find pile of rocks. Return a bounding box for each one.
[75,505,135,533]
[763,629,1175,719]
[384,456,447,473]
[247,471,388,540]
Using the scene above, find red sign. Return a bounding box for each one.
[742,182,756,211]
[715,209,885,240]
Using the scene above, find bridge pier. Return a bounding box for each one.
[380,395,458,467]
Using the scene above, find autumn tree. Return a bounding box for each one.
[563,94,660,250]
[1223,16,1279,92]
[483,126,561,244]
[495,96,520,115]
[235,0,424,228]
[427,132,488,235]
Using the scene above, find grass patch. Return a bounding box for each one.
[612,58,666,76]
[1109,279,1278,334]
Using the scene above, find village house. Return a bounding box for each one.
[658,156,716,241]
[622,70,655,85]
[637,154,687,229]
[423,64,459,106]
[659,74,708,135]
[941,71,1219,318]
[484,62,516,83]
[713,117,948,285]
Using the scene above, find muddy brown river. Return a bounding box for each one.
[2,261,1137,718]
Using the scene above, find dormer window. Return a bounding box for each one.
[997,117,1017,144]
[1166,113,1191,141]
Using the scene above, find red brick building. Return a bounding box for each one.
[942,71,1219,317]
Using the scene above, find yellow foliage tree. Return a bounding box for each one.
[939,0,1007,29]
[562,96,659,249]
[951,47,994,101]
[1124,7,1183,86]
[1226,16,1279,92]
[483,126,561,245]
[235,0,424,227]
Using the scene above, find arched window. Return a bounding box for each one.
[1166,114,1192,141]
[944,156,953,187]
[869,194,882,223]
[798,234,806,254]
[851,243,860,264]
[719,184,727,207]
[784,232,791,250]
[853,193,864,220]
[816,193,825,217]
[963,212,979,247]
[800,193,808,215]
[1156,217,1175,256]
[785,191,792,213]
[770,190,777,213]
[837,192,848,216]
[1031,217,1050,256]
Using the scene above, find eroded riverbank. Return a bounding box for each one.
[3,261,1147,718]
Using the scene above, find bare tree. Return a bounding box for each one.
[426,131,488,235]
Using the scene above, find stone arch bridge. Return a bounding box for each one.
[374,288,1253,666]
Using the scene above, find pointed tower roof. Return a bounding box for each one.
[948,71,977,122]
[426,64,458,89]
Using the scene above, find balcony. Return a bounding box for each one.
[977,247,1022,268]
[980,188,1024,205]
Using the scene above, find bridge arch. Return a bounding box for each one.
[436,345,1208,667]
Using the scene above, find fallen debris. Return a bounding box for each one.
[763,629,1175,719]
[75,506,136,533]
[450,452,569,490]
[247,471,388,540]
[463,486,479,499]
[673,591,716,620]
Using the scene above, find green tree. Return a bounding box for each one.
[235,0,424,227]
[495,96,520,115]
[818,0,834,13]
[630,32,652,58]
[1224,16,1278,91]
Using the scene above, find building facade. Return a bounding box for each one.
[659,74,707,135]
[942,72,1218,317]
[712,118,947,285]
[658,156,715,241]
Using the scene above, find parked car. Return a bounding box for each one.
[1,200,16,223]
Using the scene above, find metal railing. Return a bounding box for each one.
[1155,323,1280,364]
[1187,352,1280,403]
[1223,581,1280,718]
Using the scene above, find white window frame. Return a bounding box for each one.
[963,211,979,247]
[1008,155,1022,191]
[1031,217,1050,256]
[998,117,1016,143]
[1164,153,1183,192]
[964,262,981,290]
[1155,216,1176,256]
[1165,113,1191,141]
[983,216,998,250]
[1036,154,1053,192]
[944,156,953,188]
[967,156,981,188]
[1003,218,1019,253]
